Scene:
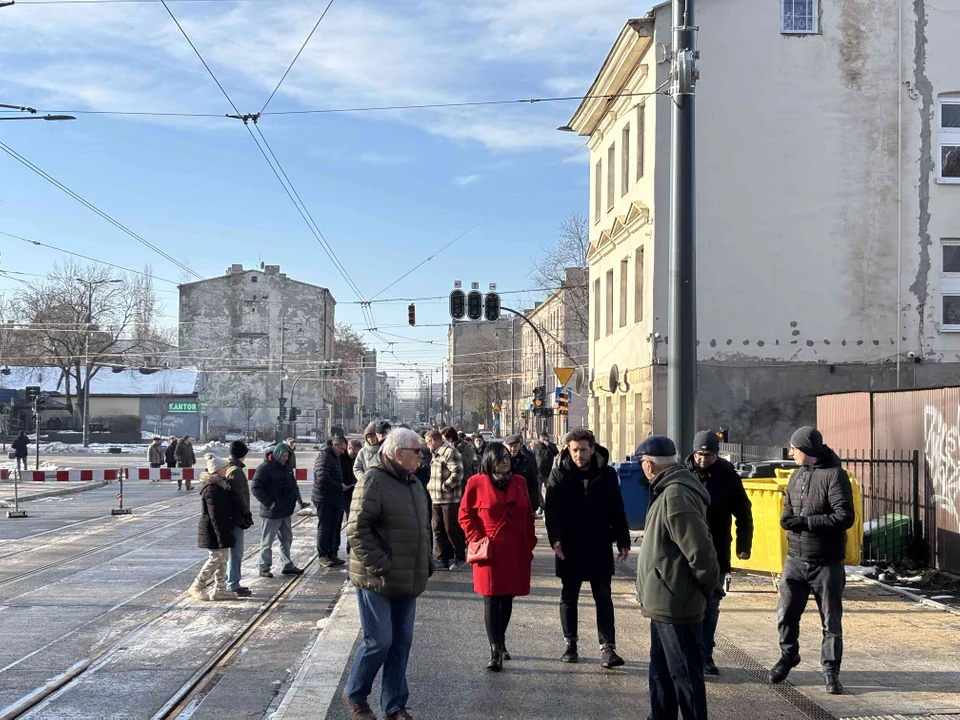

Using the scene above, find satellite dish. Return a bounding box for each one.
[609,364,620,393]
[573,366,585,394]
[260,261,265,270]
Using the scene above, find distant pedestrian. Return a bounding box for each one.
[165,436,178,469]
[147,437,164,468]
[344,428,433,720]
[353,421,390,485]
[504,434,540,514]
[685,430,753,676]
[251,442,304,578]
[313,436,346,567]
[175,434,196,490]
[636,435,719,720]
[459,442,536,672]
[225,441,254,596]
[12,430,29,473]
[770,427,854,696]
[337,439,363,558]
[188,453,243,602]
[544,428,630,669]
[414,435,431,489]
[533,432,559,516]
[473,433,487,458]
[425,429,465,570]
[451,428,477,479]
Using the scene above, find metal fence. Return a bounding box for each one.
[719,442,790,464]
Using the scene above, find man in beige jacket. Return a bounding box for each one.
[425,429,465,570]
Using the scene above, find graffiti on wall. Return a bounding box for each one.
[922,405,960,523]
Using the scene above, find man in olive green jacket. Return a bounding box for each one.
[344,428,433,720]
[636,435,719,720]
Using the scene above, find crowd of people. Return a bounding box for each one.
[178,420,854,720]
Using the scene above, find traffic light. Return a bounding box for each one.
[279,397,287,421]
[532,385,545,408]
[466,290,483,321]
[484,292,500,322]
[449,289,465,320]
[289,406,299,422]
[716,427,728,442]
[557,390,569,416]
[408,303,416,326]
[25,386,40,403]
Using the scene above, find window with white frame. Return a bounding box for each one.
[940,240,960,330]
[781,0,818,34]
[939,98,960,184]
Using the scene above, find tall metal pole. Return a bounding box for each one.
[667,0,698,450]
[501,306,547,436]
[440,364,445,426]
[277,319,285,442]
[82,284,92,448]
[510,317,516,436]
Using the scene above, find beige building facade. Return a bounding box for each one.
[569,1,960,453]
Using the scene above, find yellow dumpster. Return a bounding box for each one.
[730,472,862,574]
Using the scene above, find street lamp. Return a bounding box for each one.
[76,277,122,447]
[0,104,74,121]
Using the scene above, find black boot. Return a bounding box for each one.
[824,673,844,695]
[561,641,579,664]
[501,642,511,661]
[486,644,503,672]
[769,654,800,684]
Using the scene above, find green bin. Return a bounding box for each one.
[862,513,910,561]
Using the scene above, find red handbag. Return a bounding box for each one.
[467,503,514,564]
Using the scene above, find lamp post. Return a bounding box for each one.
[76,277,121,447]
[0,104,75,122]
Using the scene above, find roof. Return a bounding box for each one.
[1,367,198,396]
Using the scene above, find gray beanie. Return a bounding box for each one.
[205,453,228,474]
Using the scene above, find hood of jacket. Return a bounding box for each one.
[813,446,842,469]
[650,462,711,507]
[556,442,610,474]
[199,471,228,489]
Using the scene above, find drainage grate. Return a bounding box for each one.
[714,634,839,720]
[842,716,960,720]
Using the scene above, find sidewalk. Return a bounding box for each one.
[0,479,107,505]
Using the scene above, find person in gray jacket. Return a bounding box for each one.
[343,428,432,720]
[636,435,719,720]
[353,420,391,485]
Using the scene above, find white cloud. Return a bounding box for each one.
[453,174,481,187]
[359,152,410,165]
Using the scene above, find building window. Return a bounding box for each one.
[621,125,630,196]
[607,144,616,211]
[251,275,258,283]
[781,0,818,34]
[941,240,960,330]
[594,160,602,223]
[619,258,628,328]
[634,246,644,323]
[593,278,600,340]
[605,269,614,336]
[636,104,645,181]
[939,98,960,184]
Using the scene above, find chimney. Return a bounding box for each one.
[226,264,243,275]
[264,265,280,275]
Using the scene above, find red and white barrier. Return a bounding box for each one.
[245,468,308,481]
[132,467,308,482]
[0,469,120,482]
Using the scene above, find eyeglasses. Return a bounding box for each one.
[398,447,420,455]
[694,451,717,459]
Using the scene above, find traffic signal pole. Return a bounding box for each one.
[500,306,547,435]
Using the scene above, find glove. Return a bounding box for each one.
[784,516,807,532]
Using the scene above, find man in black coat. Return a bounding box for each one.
[251,443,304,578]
[165,436,178,469]
[770,427,854,696]
[533,432,559,515]
[313,437,346,567]
[544,427,631,669]
[12,430,29,473]
[505,434,540,513]
[685,430,753,676]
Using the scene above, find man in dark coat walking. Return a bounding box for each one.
[770,427,854,696]
[337,439,362,559]
[505,434,540,514]
[165,436,178,469]
[313,436,346,567]
[685,430,753,675]
[251,442,304,578]
[12,430,29,473]
[544,427,630,669]
[533,432,559,515]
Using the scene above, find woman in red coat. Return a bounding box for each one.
[459,442,537,672]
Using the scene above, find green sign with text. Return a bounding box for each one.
[168,401,199,414]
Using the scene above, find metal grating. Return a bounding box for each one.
[842,717,960,720]
[714,634,839,720]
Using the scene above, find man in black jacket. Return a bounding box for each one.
[313,437,346,567]
[533,432,559,516]
[770,427,854,696]
[164,436,178,469]
[12,430,29,473]
[337,439,363,558]
[685,430,753,676]
[252,443,305,578]
[505,434,540,513]
[544,428,631,669]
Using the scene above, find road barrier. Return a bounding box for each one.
[0,469,121,482]
[132,467,309,481]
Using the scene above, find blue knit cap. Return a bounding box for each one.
[635,435,677,458]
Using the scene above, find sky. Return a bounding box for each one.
[1,0,638,393]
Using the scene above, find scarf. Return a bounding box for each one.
[489,472,511,492]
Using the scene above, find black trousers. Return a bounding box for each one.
[560,575,616,647]
[432,502,465,564]
[484,595,514,646]
[316,497,343,558]
[777,556,845,673]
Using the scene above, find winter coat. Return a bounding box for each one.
[197,473,239,550]
[427,442,464,505]
[312,440,344,506]
[510,447,540,512]
[251,451,298,519]
[341,452,357,506]
[637,463,720,625]
[459,473,537,597]
[287,448,297,470]
[175,440,196,468]
[353,441,380,484]
[346,456,433,598]
[147,443,164,465]
[544,445,630,581]
[12,433,29,458]
[534,441,559,477]
[225,457,253,529]
[456,440,477,478]
[165,441,178,466]
[781,448,855,564]
[686,455,754,572]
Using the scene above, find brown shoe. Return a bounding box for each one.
[343,692,376,720]
[385,709,413,720]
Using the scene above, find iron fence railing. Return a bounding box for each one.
[719,442,790,464]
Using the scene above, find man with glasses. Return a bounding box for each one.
[685,431,753,676]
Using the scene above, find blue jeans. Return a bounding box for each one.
[648,620,708,720]
[699,573,725,661]
[259,516,293,572]
[345,588,417,716]
[226,526,245,590]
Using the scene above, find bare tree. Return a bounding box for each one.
[457,331,514,430]
[238,390,259,437]
[331,323,368,424]
[529,212,590,342]
[154,375,174,435]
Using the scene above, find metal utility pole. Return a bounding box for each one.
[510,318,517,435]
[439,363,445,425]
[77,277,120,448]
[277,318,288,442]
[501,306,547,436]
[667,0,698,451]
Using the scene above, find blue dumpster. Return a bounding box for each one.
[613,460,650,530]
